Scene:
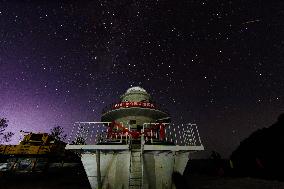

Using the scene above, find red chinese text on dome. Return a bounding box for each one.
[112,102,155,109]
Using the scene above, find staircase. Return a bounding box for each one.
[129,150,143,189]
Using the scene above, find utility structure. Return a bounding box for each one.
[0,133,75,172]
[66,87,204,189]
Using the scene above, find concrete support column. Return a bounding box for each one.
[96,150,102,189]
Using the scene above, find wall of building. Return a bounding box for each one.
[115,115,155,130]
[81,152,130,189]
[120,92,151,102]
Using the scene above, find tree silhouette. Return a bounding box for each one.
[0,118,14,143]
[50,125,67,142]
[71,136,86,145]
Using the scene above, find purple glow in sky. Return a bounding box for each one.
[0,1,283,157]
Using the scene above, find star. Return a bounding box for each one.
[0,1,282,159]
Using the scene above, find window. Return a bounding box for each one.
[129,120,136,124]
[29,134,43,142]
[137,125,142,131]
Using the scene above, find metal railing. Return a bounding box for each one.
[142,123,202,146]
[67,122,203,147]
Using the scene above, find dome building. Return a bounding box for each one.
[66,87,204,189]
[101,87,170,132]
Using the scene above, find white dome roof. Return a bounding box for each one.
[126,86,147,93]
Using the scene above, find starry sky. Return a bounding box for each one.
[0,0,283,157]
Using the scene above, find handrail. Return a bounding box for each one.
[67,122,203,147]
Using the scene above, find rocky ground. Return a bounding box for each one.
[186,175,284,189]
[0,168,90,189]
[1,170,284,189]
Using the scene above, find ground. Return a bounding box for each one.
[1,170,284,188]
[0,168,90,189]
[186,175,284,189]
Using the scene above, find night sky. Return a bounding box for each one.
[0,0,283,157]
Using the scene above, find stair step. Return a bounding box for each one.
[131,163,142,167]
[131,161,141,164]
[131,158,141,162]
[130,173,142,176]
[131,168,141,171]
[131,155,141,157]
[129,151,142,189]
[129,185,142,189]
[130,172,142,175]
[129,182,142,186]
[130,168,141,171]
[130,173,142,177]
[130,166,141,170]
[130,180,142,185]
[131,153,141,155]
[129,186,141,189]
[130,168,142,172]
[131,152,141,154]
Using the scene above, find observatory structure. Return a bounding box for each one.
[66,87,204,189]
